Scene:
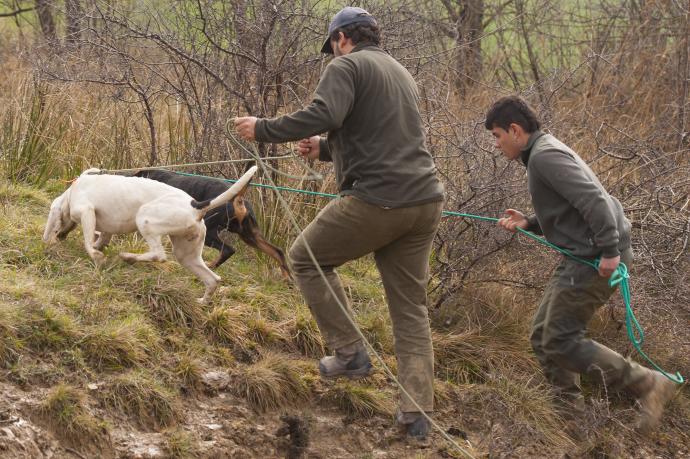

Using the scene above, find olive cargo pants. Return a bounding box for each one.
[530,248,648,399]
[289,196,443,412]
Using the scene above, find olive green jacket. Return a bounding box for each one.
[255,43,444,208]
[521,131,631,258]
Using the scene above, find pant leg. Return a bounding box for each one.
[288,196,428,351]
[540,248,647,392]
[373,201,442,413]
[531,264,582,397]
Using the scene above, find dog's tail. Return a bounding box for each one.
[191,166,258,218]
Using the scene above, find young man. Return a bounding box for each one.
[234,7,444,439]
[486,95,676,432]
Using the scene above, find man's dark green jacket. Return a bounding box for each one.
[255,43,444,208]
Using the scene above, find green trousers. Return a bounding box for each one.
[530,248,647,399]
[289,196,443,412]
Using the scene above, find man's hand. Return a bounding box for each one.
[497,209,529,232]
[297,136,321,160]
[598,255,620,278]
[233,116,258,141]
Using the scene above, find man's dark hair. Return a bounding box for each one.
[484,96,541,133]
[329,23,380,47]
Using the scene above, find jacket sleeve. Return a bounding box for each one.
[525,215,542,235]
[530,150,621,257]
[319,137,332,162]
[255,58,356,144]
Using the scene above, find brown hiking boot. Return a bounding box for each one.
[396,410,431,440]
[319,341,372,379]
[632,369,677,434]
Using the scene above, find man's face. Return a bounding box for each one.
[490,125,522,160]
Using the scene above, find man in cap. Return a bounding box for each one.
[234,6,444,439]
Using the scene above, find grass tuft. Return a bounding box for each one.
[99,371,181,430]
[290,309,324,358]
[203,305,251,353]
[21,303,81,351]
[131,275,202,328]
[0,303,22,367]
[324,381,395,418]
[165,428,199,458]
[38,384,109,449]
[232,353,311,412]
[80,317,157,370]
[173,353,204,396]
[246,315,288,347]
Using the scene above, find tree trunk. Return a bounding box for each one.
[35,0,56,42]
[65,0,83,45]
[454,0,484,93]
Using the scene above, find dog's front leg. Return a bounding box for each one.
[171,233,221,303]
[80,207,105,266]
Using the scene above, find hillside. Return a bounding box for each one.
[0,178,688,458]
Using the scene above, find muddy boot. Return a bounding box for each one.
[396,410,431,440]
[319,341,372,379]
[629,369,677,434]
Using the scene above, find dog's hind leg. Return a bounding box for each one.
[171,234,221,303]
[79,206,105,266]
[119,233,167,264]
[120,210,171,263]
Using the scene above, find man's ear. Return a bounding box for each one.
[509,123,524,137]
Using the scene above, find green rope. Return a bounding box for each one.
[174,171,684,384]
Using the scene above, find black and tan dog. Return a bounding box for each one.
[134,169,291,280]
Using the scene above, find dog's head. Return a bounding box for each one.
[42,190,76,244]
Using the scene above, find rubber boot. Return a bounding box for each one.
[629,368,677,434]
[319,341,372,379]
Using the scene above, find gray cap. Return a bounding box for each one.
[321,7,377,54]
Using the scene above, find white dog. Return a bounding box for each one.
[43,166,258,303]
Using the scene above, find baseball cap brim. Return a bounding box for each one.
[321,37,333,54]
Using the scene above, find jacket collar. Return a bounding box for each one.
[351,42,380,53]
[520,130,546,166]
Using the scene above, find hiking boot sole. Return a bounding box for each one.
[319,363,373,380]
